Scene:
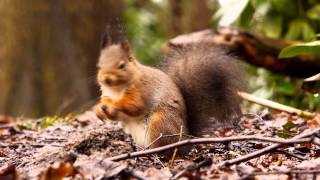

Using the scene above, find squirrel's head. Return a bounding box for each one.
[97,40,138,88]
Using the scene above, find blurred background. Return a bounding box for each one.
[0,0,319,118]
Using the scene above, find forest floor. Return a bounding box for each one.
[1,110,320,179]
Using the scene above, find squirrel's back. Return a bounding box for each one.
[161,43,244,136]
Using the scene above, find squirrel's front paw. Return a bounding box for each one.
[94,103,118,120]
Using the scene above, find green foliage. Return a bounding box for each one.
[285,19,315,41]
[214,0,320,111]
[17,115,74,130]
[279,41,320,58]
[276,121,298,139]
[124,0,167,65]
[213,0,319,40]
[307,5,320,20]
[39,116,65,129]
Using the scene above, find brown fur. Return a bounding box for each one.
[161,43,245,136]
[95,42,188,148]
[96,31,244,147]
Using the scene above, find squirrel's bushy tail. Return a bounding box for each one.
[161,43,245,136]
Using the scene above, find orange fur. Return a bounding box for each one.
[114,90,145,117]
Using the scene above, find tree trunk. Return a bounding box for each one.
[0,0,123,117]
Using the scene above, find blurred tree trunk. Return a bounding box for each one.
[168,0,214,36]
[0,0,123,117]
[169,0,184,35]
[191,0,212,31]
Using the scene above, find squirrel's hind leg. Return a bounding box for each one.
[147,110,187,148]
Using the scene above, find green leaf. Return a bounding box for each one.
[285,19,315,41]
[279,41,320,58]
[251,0,270,9]
[263,15,283,38]
[307,5,320,20]
[216,0,250,26]
[271,0,296,16]
[275,79,296,95]
[283,121,298,130]
[276,130,293,139]
[276,129,298,139]
[277,121,298,139]
[237,2,254,28]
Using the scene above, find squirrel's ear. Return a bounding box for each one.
[101,28,111,49]
[120,40,132,60]
[120,40,134,61]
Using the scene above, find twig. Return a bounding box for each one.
[145,133,163,149]
[106,131,319,161]
[238,91,316,118]
[152,154,165,168]
[239,169,320,180]
[171,158,212,179]
[241,113,264,122]
[276,149,306,160]
[146,133,196,149]
[215,128,320,168]
[37,137,67,142]
[162,133,197,139]
[0,124,14,129]
[169,126,183,168]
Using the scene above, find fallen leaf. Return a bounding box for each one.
[0,164,18,180]
[39,161,79,180]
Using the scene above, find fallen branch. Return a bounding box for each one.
[106,132,319,162]
[239,169,320,180]
[275,149,306,160]
[166,27,320,77]
[216,128,320,168]
[238,91,316,118]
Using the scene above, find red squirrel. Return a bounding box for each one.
[95,30,244,148]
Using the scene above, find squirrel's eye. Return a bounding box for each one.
[118,61,126,69]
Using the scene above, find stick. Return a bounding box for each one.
[0,124,14,129]
[239,169,320,180]
[276,149,306,160]
[106,132,319,161]
[169,126,183,168]
[238,91,316,118]
[216,128,320,168]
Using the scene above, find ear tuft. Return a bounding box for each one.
[100,20,128,49]
[120,40,130,54]
[101,25,112,49]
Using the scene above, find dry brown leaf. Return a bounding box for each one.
[39,161,79,180]
[0,164,18,180]
[0,115,15,125]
